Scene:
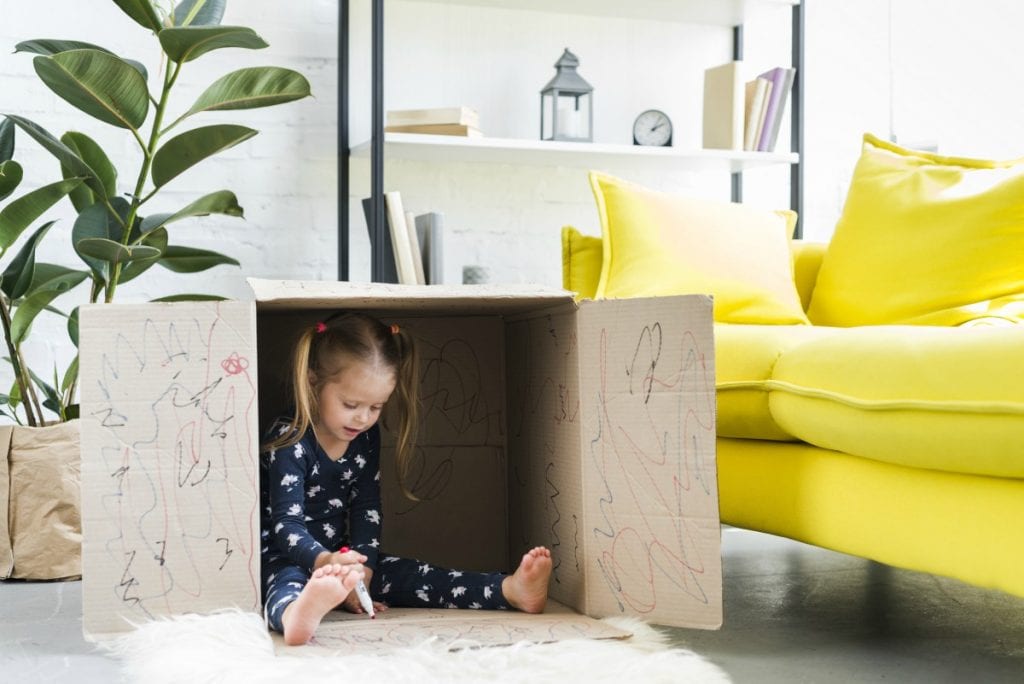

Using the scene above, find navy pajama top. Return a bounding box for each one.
[259,421,383,572]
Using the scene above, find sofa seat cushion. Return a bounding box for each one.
[715,323,841,441]
[768,325,1024,477]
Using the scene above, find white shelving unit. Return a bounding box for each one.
[352,133,798,173]
[342,0,804,281]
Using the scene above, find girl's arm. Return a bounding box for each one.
[266,437,328,571]
[347,427,383,570]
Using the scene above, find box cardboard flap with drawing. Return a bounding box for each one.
[79,281,720,646]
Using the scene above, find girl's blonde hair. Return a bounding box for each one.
[264,312,420,499]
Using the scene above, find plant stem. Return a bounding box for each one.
[106,56,182,303]
[0,294,41,426]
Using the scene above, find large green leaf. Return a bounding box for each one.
[76,238,161,264]
[61,131,117,211]
[0,160,23,202]
[0,117,13,162]
[5,115,105,196]
[151,293,227,302]
[61,354,79,393]
[151,124,256,187]
[160,26,267,63]
[34,50,149,130]
[111,0,164,33]
[25,263,91,297]
[15,39,148,81]
[11,271,89,344]
[185,67,311,116]
[140,190,243,232]
[158,245,239,273]
[1,221,55,300]
[119,226,166,283]
[0,177,84,250]
[73,198,130,282]
[26,365,60,416]
[68,306,80,347]
[172,0,226,27]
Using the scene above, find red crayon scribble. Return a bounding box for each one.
[220,352,249,375]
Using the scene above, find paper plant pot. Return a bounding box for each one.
[0,420,82,580]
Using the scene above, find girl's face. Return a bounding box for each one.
[312,360,396,460]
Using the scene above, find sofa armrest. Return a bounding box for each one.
[791,240,827,312]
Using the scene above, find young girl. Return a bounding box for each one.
[260,312,552,645]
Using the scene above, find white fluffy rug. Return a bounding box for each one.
[102,609,731,683]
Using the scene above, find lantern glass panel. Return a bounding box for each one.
[541,90,592,142]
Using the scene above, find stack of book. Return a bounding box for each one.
[702,62,795,153]
[385,106,482,138]
[363,192,444,285]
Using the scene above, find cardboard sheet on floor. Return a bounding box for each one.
[275,600,631,655]
[79,282,720,644]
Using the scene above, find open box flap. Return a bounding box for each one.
[248,279,575,315]
[78,301,261,639]
[576,294,721,629]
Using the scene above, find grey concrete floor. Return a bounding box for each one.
[3,527,1023,682]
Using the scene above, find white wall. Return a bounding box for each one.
[1,0,1023,418]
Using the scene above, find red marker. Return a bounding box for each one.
[340,546,375,619]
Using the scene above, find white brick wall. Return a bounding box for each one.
[2,0,1023,419]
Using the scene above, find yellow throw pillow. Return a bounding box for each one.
[590,172,808,324]
[807,133,1024,327]
[561,226,603,300]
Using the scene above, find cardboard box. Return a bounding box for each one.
[79,282,720,645]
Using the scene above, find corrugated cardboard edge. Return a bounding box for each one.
[247,278,574,314]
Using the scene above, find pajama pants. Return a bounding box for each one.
[263,552,510,634]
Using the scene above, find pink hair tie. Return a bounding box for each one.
[315,321,327,334]
[390,324,400,335]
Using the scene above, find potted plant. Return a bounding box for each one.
[0,0,312,580]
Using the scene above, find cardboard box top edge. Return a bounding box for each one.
[247,279,578,315]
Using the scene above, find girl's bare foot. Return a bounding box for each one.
[501,546,552,613]
[281,563,362,645]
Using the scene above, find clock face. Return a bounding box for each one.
[633,109,673,146]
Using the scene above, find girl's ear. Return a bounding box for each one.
[307,369,317,388]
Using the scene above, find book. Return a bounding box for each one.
[414,212,444,285]
[743,77,772,151]
[702,61,745,150]
[384,123,484,138]
[404,209,426,285]
[362,197,398,283]
[386,106,480,129]
[384,191,418,285]
[756,67,796,152]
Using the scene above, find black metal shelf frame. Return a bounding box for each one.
[338,0,806,282]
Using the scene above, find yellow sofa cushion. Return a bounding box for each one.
[767,325,1024,478]
[715,323,840,441]
[561,226,602,300]
[807,133,1024,326]
[589,172,809,325]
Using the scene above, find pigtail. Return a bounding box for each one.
[390,327,420,501]
[262,326,317,454]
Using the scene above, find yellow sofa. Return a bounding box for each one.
[565,133,1024,599]
[563,236,1024,599]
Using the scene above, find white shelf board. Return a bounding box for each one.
[400,0,798,25]
[351,133,798,173]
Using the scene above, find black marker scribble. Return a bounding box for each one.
[627,322,662,404]
[544,462,562,583]
[216,537,233,571]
